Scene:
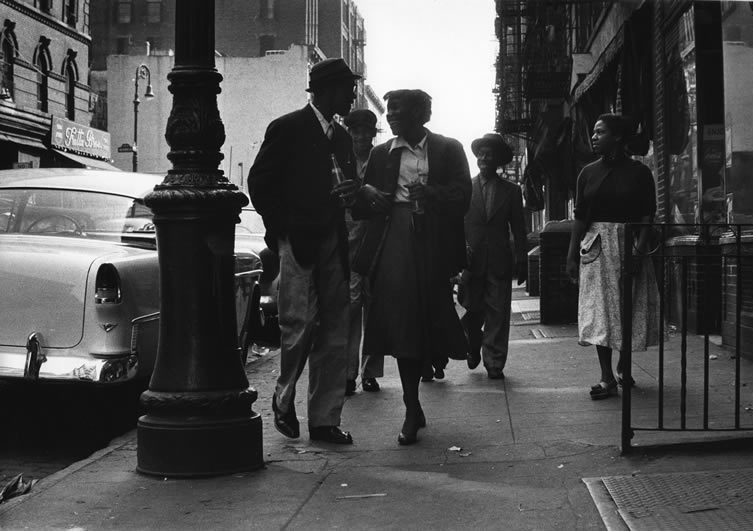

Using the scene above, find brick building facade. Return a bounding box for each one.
[0,0,113,169]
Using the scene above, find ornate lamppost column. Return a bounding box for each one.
[137,0,263,477]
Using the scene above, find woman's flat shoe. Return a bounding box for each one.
[590,380,618,400]
[616,373,635,387]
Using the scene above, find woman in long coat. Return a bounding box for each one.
[353,89,471,445]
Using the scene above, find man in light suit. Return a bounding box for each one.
[248,58,359,445]
[459,133,527,379]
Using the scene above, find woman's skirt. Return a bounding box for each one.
[578,222,660,352]
[362,204,467,361]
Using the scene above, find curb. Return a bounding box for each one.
[0,346,282,516]
[0,429,136,516]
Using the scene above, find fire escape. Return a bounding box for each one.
[496,0,610,218]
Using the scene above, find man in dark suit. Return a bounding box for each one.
[459,133,527,380]
[247,58,360,445]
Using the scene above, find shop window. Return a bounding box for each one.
[116,1,132,24]
[722,2,753,223]
[665,7,698,226]
[259,35,275,55]
[33,36,52,113]
[146,0,162,24]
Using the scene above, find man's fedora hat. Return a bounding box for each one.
[471,133,513,165]
[307,58,361,92]
[344,109,378,133]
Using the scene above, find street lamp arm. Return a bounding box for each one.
[133,63,155,172]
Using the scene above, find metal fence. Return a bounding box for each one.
[621,223,753,453]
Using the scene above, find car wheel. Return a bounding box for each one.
[239,284,263,366]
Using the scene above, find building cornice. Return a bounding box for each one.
[0,0,91,46]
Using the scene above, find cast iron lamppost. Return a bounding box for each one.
[137,0,262,476]
[132,63,155,172]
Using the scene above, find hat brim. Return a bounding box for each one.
[306,74,362,92]
[471,138,513,165]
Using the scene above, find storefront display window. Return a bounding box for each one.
[666,7,698,226]
[722,2,753,225]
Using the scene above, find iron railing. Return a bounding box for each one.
[621,223,753,453]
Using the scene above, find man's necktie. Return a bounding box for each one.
[483,178,495,218]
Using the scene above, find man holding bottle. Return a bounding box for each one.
[247,58,359,445]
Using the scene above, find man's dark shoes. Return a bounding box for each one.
[362,377,380,392]
[309,426,353,444]
[434,367,445,380]
[467,349,481,370]
[272,392,299,439]
[487,368,505,380]
[345,379,356,396]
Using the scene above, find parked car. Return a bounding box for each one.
[0,168,264,390]
[236,206,280,342]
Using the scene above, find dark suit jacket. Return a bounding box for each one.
[247,105,356,271]
[352,130,471,278]
[461,174,527,309]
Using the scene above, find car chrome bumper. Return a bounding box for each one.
[0,312,159,384]
[0,349,139,383]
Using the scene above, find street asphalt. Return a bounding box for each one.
[2,286,753,530]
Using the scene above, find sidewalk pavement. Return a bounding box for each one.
[3,287,753,530]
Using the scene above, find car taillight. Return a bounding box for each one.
[95,264,122,304]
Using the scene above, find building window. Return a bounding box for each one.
[116,36,130,54]
[33,36,52,113]
[38,0,52,14]
[146,0,162,24]
[0,21,17,101]
[117,1,132,24]
[259,35,275,55]
[259,0,275,20]
[62,49,78,120]
[65,0,77,26]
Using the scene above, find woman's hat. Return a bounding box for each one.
[307,58,361,92]
[471,133,513,165]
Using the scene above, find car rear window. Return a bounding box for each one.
[0,189,154,236]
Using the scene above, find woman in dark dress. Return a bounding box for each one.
[353,89,470,445]
[566,113,660,400]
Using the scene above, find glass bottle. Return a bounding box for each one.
[330,154,345,186]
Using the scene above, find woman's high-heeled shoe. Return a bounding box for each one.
[418,408,426,429]
[398,408,424,445]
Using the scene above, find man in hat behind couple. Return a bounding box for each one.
[459,133,527,380]
[248,58,361,445]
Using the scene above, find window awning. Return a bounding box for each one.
[53,149,121,171]
[0,133,47,150]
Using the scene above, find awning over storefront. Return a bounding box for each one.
[52,149,121,171]
[0,133,47,150]
[572,29,624,103]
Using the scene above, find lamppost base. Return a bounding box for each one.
[136,412,263,477]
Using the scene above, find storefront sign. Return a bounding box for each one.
[50,116,111,160]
